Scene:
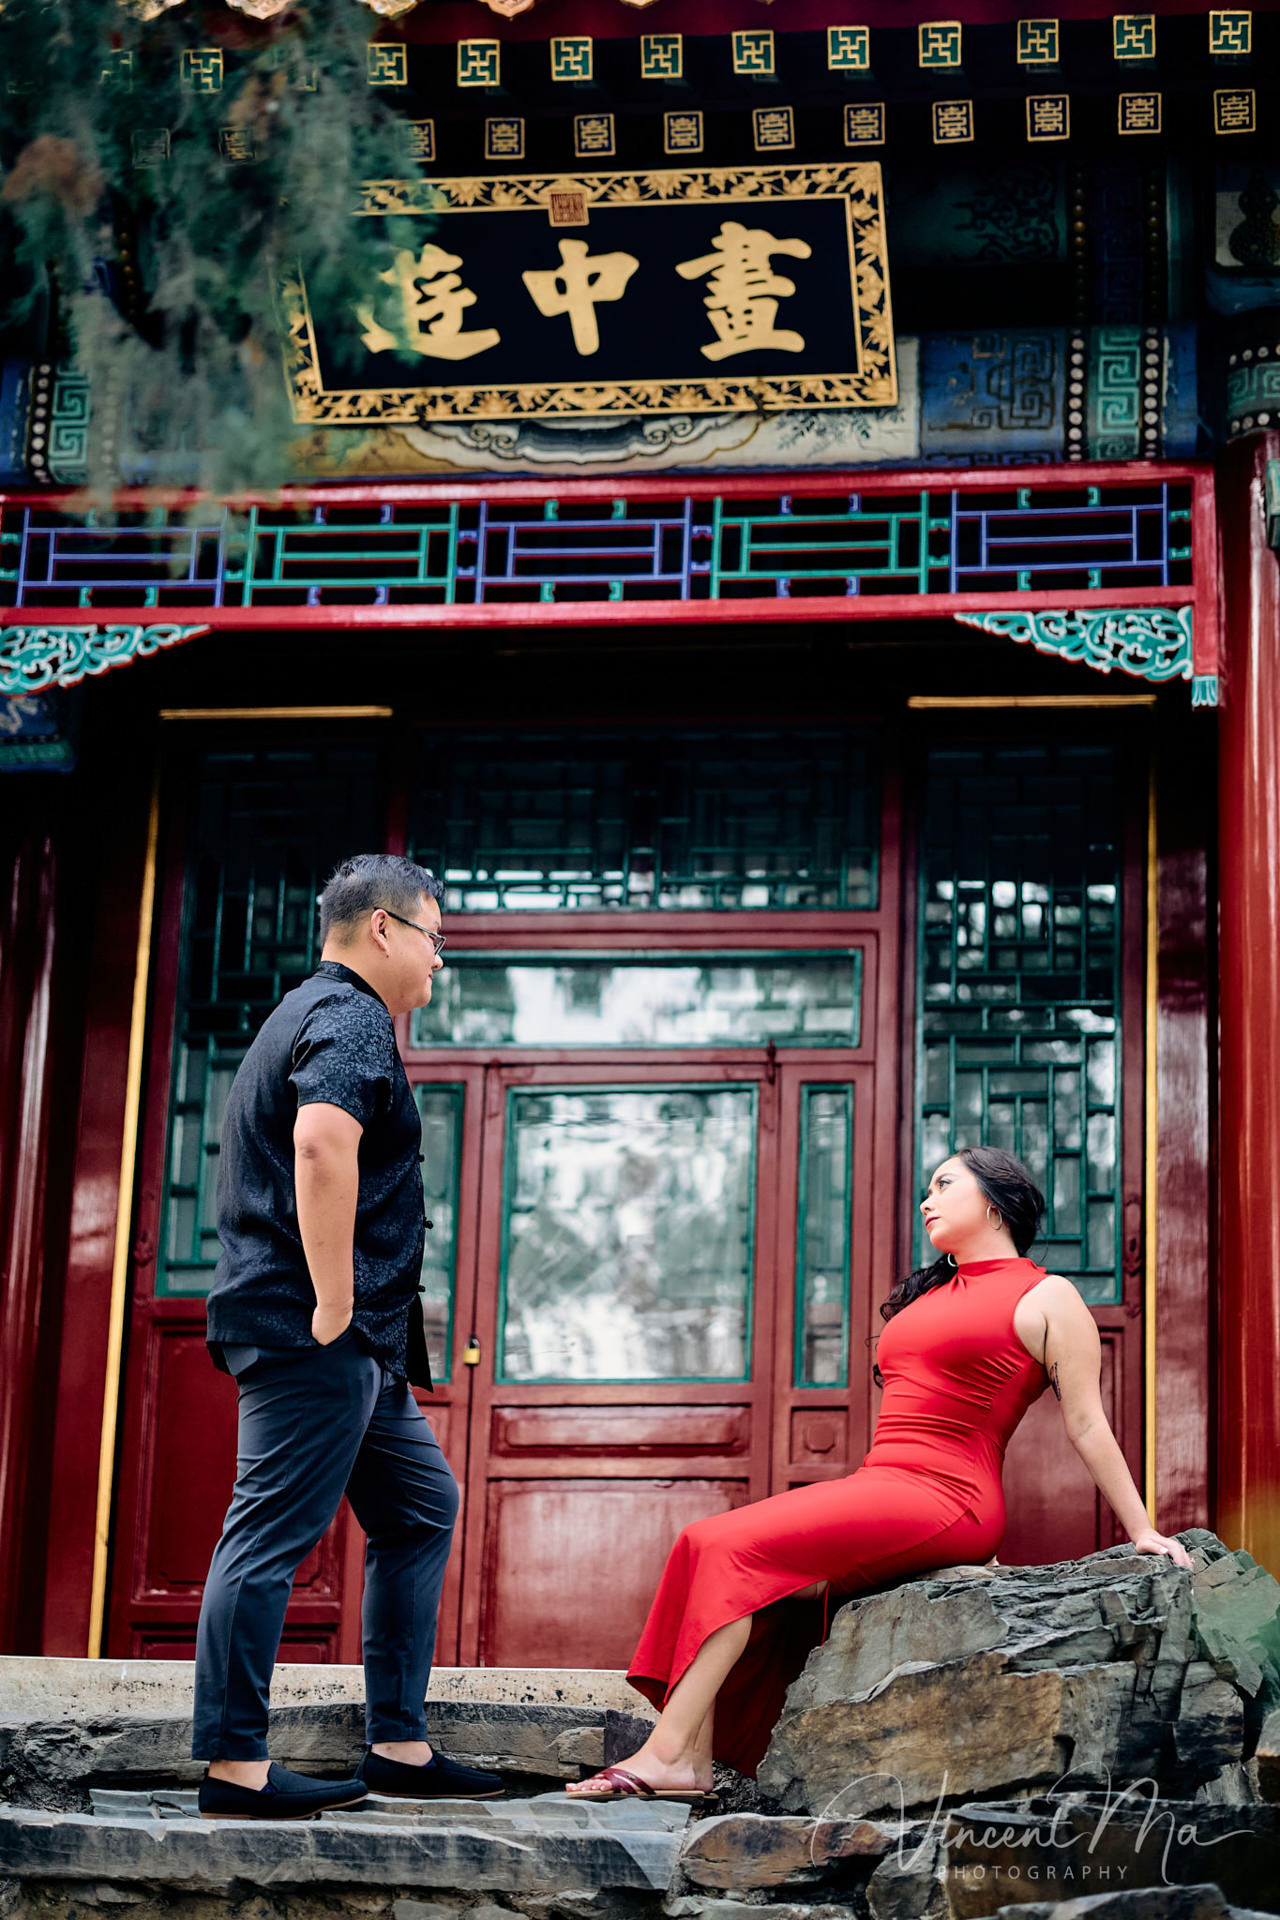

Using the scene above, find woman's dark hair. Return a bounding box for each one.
[319,854,444,943]
[869,1146,1045,1389]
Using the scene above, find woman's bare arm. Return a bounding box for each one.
[1039,1276,1194,1571]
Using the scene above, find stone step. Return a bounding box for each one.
[0,1656,640,1721]
[0,1658,659,1802]
[0,1698,654,1800]
[83,1788,687,1826]
[0,1789,691,1899]
[2,1788,1276,1920]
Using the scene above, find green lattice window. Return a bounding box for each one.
[915,742,1124,1305]
[409,726,878,912]
[158,748,382,1297]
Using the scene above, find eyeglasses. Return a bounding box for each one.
[382,908,446,957]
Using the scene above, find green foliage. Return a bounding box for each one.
[0,0,423,492]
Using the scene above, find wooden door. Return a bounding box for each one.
[454,1061,779,1669]
[417,1049,880,1671]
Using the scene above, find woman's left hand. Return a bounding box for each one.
[1130,1526,1195,1570]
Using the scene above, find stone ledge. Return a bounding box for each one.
[0,1660,643,1723]
[0,1700,664,1807]
[0,1793,691,1896]
[83,1788,689,1832]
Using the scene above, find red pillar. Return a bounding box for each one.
[1216,431,1280,1574]
[0,824,59,1650]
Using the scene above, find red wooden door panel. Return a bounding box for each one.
[453,1060,783,1669]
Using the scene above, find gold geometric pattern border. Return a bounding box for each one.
[284,163,897,421]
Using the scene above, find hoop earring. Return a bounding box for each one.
[946,1253,958,1268]
[986,1205,1004,1231]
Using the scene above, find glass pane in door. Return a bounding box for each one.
[412,952,861,1049]
[795,1085,853,1386]
[499,1086,756,1383]
[415,1085,464,1378]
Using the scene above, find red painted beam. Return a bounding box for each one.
[0,460,1214,514]
[382,0,1280,45]
[0,584,1195,633]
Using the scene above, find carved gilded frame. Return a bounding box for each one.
[283,163,897,421]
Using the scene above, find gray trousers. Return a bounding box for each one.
[192,1326,459,1761]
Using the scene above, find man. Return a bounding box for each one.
[192,853,503,1819]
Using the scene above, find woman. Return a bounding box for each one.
[565,1145,1194,1806]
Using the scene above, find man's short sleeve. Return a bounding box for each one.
[289,995,392,1131]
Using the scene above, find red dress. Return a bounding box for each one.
[626,1255,1051,1777]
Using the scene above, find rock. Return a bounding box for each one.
[676,1811,894,1889]
[864,1821,948,1920]
[940,1795,1280,1916]
[1253,1708,1280,1804]
[557,1729,606,1770]
[1184,1538,1280,1714]
[965,1887,1275,1918]
[1174,1667,1245,1778]
[518,1897,669,1920]
[602,1715,662,1771]
[1194,1762,1263,1806]
[664,1906,856,1920]
[759,1535,1276,1818]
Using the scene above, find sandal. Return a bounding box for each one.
[565,1765,718,1808]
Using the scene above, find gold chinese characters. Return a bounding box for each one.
[355,245,500,362]
[353,222,810,363]
[676,221,810,360]
[521,240,639,356]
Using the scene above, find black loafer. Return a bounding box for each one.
[198,1760,370,1821]
[357,1744,505,1799]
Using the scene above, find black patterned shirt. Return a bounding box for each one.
[205,959,429,1385]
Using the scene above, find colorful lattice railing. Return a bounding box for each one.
[0,468,1219,701]
[1,484,1193,609]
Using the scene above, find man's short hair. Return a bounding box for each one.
[319,854,444,944]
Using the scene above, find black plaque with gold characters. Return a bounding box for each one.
[284,164,896,421]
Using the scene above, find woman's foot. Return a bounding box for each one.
[566,1744,714,1796]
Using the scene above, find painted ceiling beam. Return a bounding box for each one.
[115,0,1280,29]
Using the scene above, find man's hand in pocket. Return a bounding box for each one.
[312,1305,354,1346]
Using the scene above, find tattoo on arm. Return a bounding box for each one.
[1048,1361,1062,1403]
